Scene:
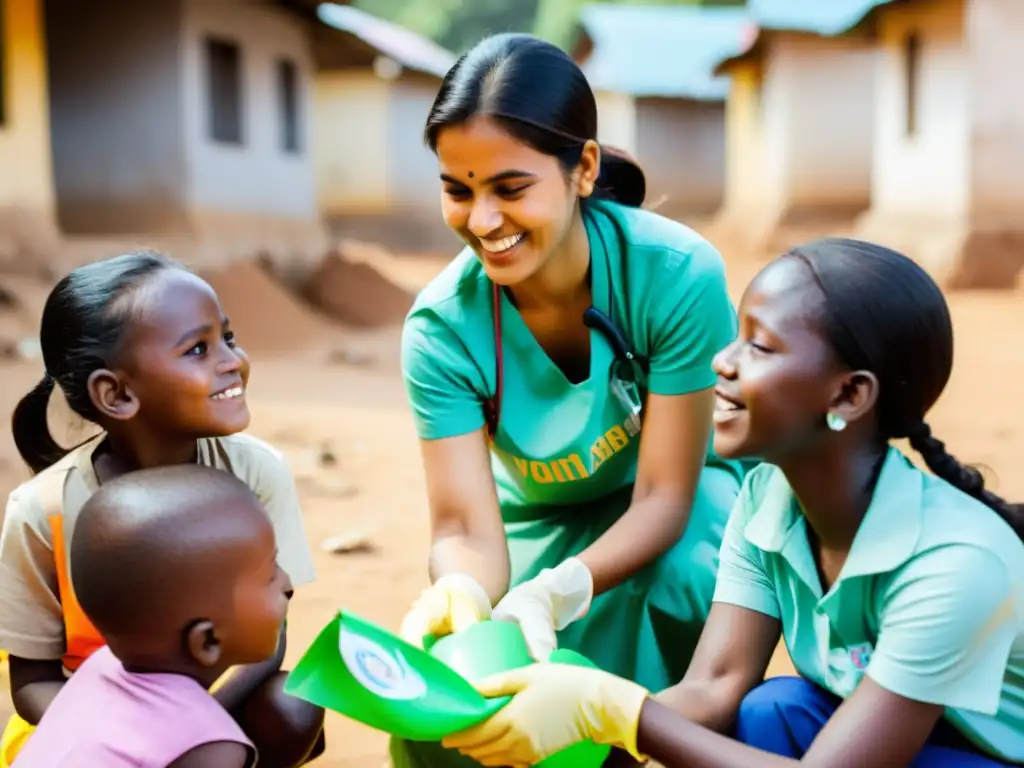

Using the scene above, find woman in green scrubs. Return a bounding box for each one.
[392,32,747,766]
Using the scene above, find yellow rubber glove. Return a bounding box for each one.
[442,662,650,767]
[399,573,492,648]
[491,557,593,661]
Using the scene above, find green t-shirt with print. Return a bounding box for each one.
[401,199,739,515]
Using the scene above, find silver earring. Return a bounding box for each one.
[826,412,847,432]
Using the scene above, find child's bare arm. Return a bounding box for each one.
[166,741,251,768]
[8,656,65,725]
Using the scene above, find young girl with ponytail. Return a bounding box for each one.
[0,252,325,767]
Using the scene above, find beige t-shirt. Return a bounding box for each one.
[0,432,317,661]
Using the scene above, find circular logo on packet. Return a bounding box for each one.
[339,626,427,701]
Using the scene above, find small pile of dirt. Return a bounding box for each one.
[0,285,21,350]
[0,273,55,328]
[201,261,332,357]
[0,273,56,358]
[304,249,415,328]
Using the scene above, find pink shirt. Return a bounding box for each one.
[16,646,255,767]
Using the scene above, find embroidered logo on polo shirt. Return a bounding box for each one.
[847,642,873,670]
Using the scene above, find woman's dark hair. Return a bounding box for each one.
[786,237,1023,539]
[424,33,646,208]
[11,251,181,475]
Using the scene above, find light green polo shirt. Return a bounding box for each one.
[713,448,1024,762]
[401,199,739,516]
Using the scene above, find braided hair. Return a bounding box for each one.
[786,238,1023,539]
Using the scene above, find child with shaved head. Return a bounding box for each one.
[16,465,293,768]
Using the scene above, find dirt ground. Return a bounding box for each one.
[0,239,1021,767]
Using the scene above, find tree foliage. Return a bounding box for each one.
[353,0,539,54]
[353,0,744,54]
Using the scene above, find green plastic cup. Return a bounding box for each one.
[284,612,610,767]
[427,619,533,679]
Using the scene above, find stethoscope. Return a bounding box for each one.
[483,204,648,441]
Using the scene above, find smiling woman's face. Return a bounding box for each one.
[434,115,591,286]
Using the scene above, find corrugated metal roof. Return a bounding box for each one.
[712,0,898,74]
[316,3,456,79]
[746,0,896,37]
[578,4,751,100]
